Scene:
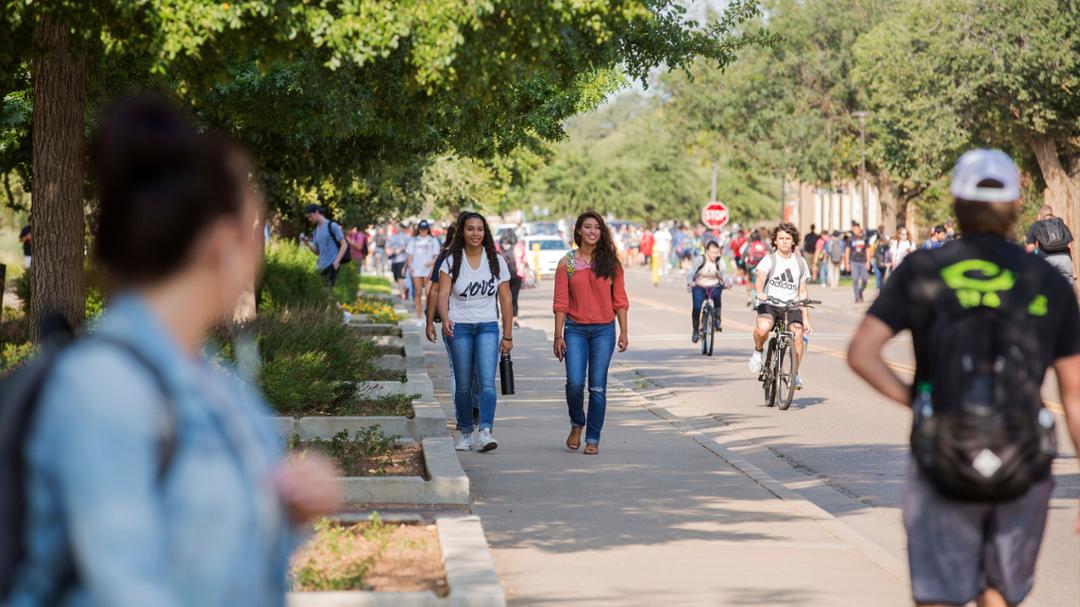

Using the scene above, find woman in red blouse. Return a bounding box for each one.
[553,211,630,454]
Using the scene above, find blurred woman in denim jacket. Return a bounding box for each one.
[6,96,341,606]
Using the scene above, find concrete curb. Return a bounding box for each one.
[340,437,469,506]
[287,516,505,607]
[607,371,909,583]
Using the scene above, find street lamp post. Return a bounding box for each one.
[853,111,870,228]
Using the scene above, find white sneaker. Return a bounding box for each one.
[795,375,804,390]
[749,350,764,373]
[477,429,499,452]
[454,433,474,451]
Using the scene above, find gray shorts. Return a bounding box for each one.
[1043,252,1075,285]
[902,462,1053,606]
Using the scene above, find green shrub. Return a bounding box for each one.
[259,240,332,311]
[359,274,393,295]
[211,306,386,415]
[0,342,35,377]
[331,263,361,306]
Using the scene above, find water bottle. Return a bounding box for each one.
[911,383,935,467]
[499,353,515,395]
[913,382,934,422]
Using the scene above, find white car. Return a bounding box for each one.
[522,236,570,277]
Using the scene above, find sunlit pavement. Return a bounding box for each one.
[424,266,1077,606]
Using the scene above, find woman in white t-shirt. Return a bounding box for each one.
[437,212,514,453]
[407,220,441,318]
[889,227,914,275]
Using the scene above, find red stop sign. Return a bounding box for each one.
[701,202,729,229]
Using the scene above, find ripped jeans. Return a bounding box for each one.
[563,319,616,444]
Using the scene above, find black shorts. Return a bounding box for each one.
[391,261,407,280]
[756,303,803,327]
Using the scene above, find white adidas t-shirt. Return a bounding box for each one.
[440,254,510,324]
[756,252,809,303]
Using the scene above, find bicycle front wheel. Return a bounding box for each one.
[776,340,797,410]
[762,338,777,407]
[700,306,710,355]
[703,307,715,356]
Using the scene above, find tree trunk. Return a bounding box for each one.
[874,173,898,235]
[31,15,86,339]
[1028,135,1080,293]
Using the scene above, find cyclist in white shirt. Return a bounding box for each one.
[749,222,812,389]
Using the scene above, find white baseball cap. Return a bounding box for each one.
[950,149,1021,203]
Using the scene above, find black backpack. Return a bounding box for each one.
[910,248,1057,502]
[873,240,888,266]
[1032,216,1073,253]
[0,319,176,598]
[328,222,352,264]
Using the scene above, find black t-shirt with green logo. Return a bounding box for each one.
[868,235,1080,388]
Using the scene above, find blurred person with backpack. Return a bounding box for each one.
[387,224,411,300]
[889,227,915,272]
[1,96,341,606]
[1026,205,1075,286]
[848,149,1080,607]
[499,230,526,328]
[743,231,769,307]
[372,227,388,273]
[813,230,829,285]
[300,204,350,287]
[871,225,890,290]
[686,240,731,342]
[346,224,369,278]
[826,230,845,289]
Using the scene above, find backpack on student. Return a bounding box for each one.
[328,222,352,264]
[827,238,845,263]
[0,317,177,597]
[1031,216,1073,253]
[909,248,1057,502]
[501,243,518,278]
[873,240,889,266]
[374,232,387,248]
[745,241,768,270]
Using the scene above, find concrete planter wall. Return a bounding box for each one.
[340,437,468,506]
[287,516,504,607]
[273,400,448,441]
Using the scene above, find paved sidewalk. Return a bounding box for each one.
[423,295,912,606]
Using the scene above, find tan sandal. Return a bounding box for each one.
[566,427,583,451]
[583,443,599,455]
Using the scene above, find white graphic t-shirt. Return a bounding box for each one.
[441,254,510,324]
[407,235,441,274]
[756,252,809,303]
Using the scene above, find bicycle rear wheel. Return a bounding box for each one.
[703,306,715,356]
[777,340,797,410]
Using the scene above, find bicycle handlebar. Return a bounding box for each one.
[765,297,820,309]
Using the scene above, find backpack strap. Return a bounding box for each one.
[91,336,178,482]
[764,252,777,286]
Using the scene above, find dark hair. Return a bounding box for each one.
[705,240,721,251]
[91,95,246,283]
[441,225,456,253]
[771,222,800,248]
[448,212,500,284]
[954,200,1017,237]
[303,204,322,215]
[573,211,619,280]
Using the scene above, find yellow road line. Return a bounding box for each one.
[633,295,1067,416]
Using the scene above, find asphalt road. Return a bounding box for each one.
[513,265,1079,607]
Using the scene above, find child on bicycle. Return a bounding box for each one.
[749,223,813,389]
[687,240,731,343]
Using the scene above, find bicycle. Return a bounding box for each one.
[697,287,722,356]
[758,297,819,410]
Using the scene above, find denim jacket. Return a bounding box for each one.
[7,296,300,607]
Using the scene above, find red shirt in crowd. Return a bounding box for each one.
[553,254,630,324]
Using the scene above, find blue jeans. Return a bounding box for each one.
[690,285,723,333]
[448,322,499,434]
[564,319,616,444]
[872,263,885,290]
[851,263,870,300]
[443,332,479,415]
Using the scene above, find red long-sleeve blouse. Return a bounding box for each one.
[553,255,630,324]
